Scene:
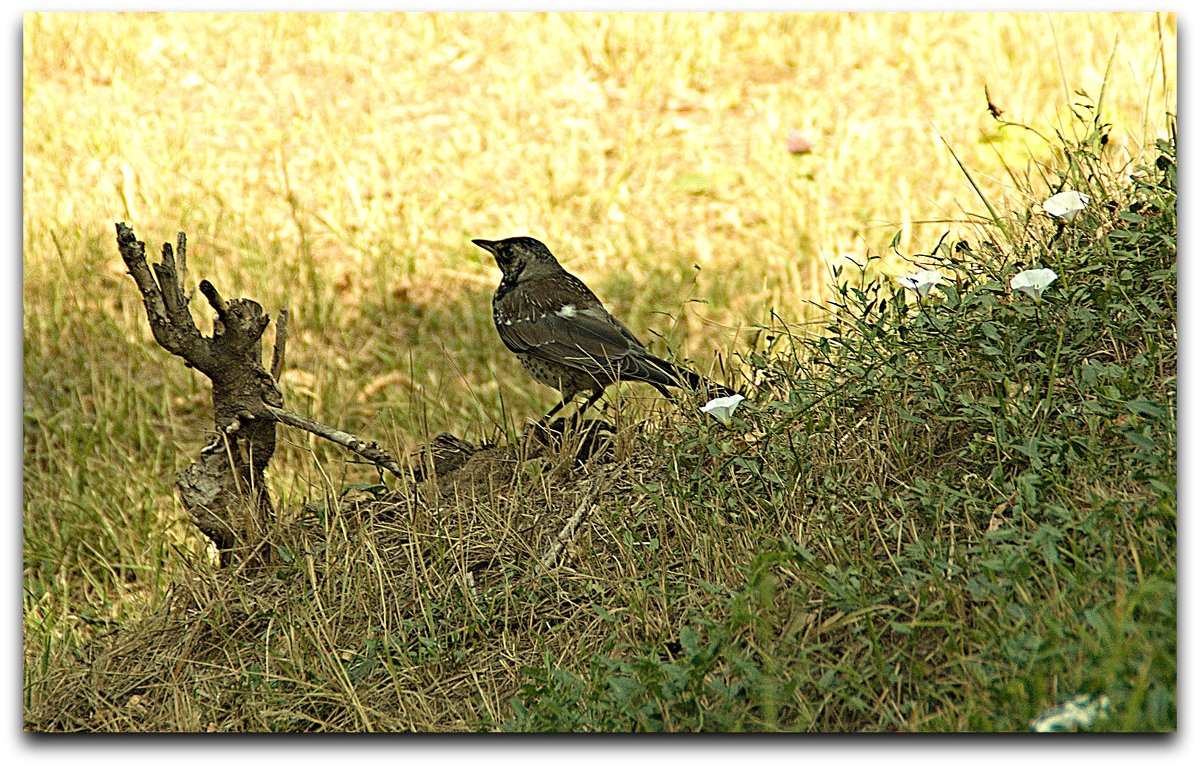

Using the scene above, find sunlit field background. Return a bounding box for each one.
[23,12,1175,730]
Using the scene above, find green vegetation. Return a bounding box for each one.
[506,117,1177,732]
[23,12,1174,731]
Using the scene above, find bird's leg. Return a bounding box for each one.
[525,396,574,447]
[537,387,606,432]
[537,387,593,426]
[541,398,569,421]
[574,388,607,418]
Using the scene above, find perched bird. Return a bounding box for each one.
[473,236,735,420]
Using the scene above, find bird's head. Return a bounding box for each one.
[472,236,560,281]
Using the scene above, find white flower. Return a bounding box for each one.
[1010,268,1058,299]
[1042,190,1090,221]
[700,393,745,425]
[896,269,945,298]
[1031,695,1111,732]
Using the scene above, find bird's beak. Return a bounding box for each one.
[471,239,498,255]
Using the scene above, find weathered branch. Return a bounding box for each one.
[262,403,406,479]
[271,307,289,382]
[117,223,281,566]
[117,225,212,370]
[533,469,612,574]
[175,439,245,553]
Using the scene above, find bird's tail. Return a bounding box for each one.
[641,355,739,399]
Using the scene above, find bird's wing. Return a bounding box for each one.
[504,311,687,392]
[497,301,634,369]
[493,276,694,389]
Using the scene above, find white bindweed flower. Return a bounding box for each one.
[1010,267,1058,299]
[700,393,745,425]
[1031,695,1111,733]
[1042,190,1090,221]
[896,269,945,298]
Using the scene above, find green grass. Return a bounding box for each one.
[502,117,1176,732]
[23,12,1175,731]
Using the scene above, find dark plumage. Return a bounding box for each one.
[473,236,734,419]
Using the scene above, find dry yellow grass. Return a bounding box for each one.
[24,13,1175,431]
[23,12,1176,731]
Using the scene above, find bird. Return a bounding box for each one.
[472,236,736,421]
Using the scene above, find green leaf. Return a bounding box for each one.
[679,625,700,657]
[1125,399,1166,418]
[1122,428,1158,451]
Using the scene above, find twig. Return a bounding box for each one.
[262,402,406,479]
[175,231,191,304]
[534,468,612,574]
[271,306,289,382]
